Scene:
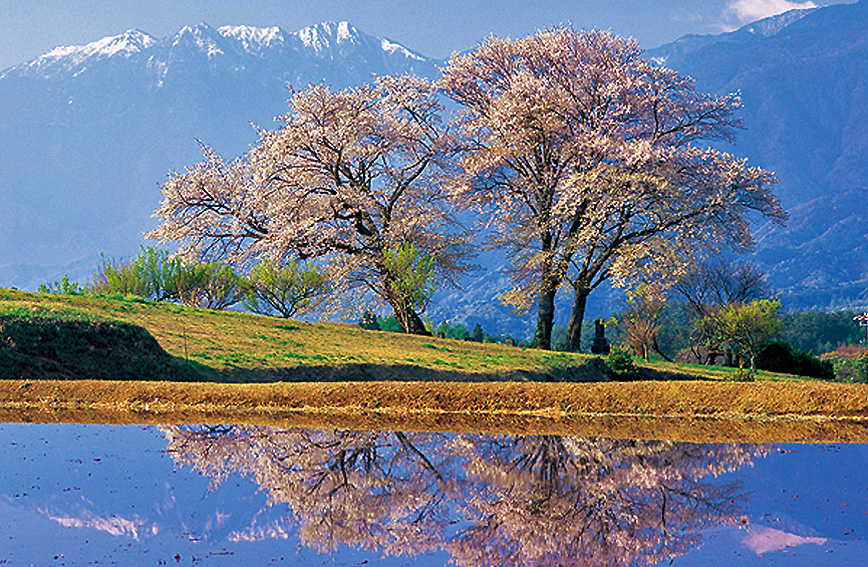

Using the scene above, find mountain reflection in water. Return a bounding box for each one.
[162,426,763,565]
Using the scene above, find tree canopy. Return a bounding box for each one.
[149,76,470,334]
[440,27,785,349]
[151,27,784,344]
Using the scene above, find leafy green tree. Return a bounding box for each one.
[610,288,668,361]
[673,260,771,365]
[89,246,182,301]
[37,275,84,296]
[705,299,784,374]
[172,262,244,310]
[242,258,329,318]
[382,242,440,335]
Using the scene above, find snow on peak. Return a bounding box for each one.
[381,38,425,61]
[336,21,356,42]
[171,23,226,58]
[217,25,286,53]
[4,19,428,79]
[39,29,156,64]
[296,21,361,51]
[741,7,817,37]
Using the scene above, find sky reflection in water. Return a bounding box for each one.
[0,422,865,566]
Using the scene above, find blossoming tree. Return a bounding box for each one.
[440,28,785,350]
[149,76,468,334]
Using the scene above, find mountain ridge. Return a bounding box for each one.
[1,20,431,79]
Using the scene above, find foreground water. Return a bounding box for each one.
[0,423,866,566]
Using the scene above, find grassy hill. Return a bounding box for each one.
[0,287,839,383]
[0,288,617,382]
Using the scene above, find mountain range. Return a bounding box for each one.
[0,5,866,339]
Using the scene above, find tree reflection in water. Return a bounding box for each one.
[450,435,761,566]
[163,426,453,555]
[162,426,765,565]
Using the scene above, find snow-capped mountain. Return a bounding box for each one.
[3,21,431,80]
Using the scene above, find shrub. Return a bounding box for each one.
[37,275,84,296]
[755,340,835,379]
[727,365,754,382]
[830,355,868,383]
[606,347,637,379]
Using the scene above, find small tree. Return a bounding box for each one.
[611,288,667,361]
[705,299,784,374]
[673,260,772,365]
[172,261,245,310]
[381,242,440,333]
[242,257,329,318]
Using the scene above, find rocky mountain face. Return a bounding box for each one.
[1,6,866,340]
[646,1,868,312]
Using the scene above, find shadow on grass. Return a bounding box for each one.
[0,315,706,383]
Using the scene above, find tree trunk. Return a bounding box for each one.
[566,286,590,352]
[392,300,432,336]
[381,268,432,336]
[533,286,557,350]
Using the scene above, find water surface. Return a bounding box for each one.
[0,423,866,565]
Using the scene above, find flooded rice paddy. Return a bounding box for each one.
[0,422,866,565]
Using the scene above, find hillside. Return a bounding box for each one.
[647,2,868,311]
[0,288,614,382]
[3,289,868,442]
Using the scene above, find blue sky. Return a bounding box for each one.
[0,0,852,69]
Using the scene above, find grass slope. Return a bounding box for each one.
[0,288,614,382]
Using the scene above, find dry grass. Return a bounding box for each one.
[1,379,867,443]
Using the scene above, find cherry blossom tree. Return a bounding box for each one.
[440,27,784,350]
[149,75,469,334]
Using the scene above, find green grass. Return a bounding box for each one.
[0,288,615,382]
[0,287,842,385]
[3,288,867,442]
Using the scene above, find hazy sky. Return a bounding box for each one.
[0,0,853,69]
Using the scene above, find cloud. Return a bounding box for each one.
[742,526,827,555]
[726,0,818,25]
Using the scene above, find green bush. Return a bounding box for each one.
[606,347,637,379]
[87,247,243,310]
[727,365,755,382]
[37,275,84,296]
[832,356,868,383]
[755,340,835,379]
